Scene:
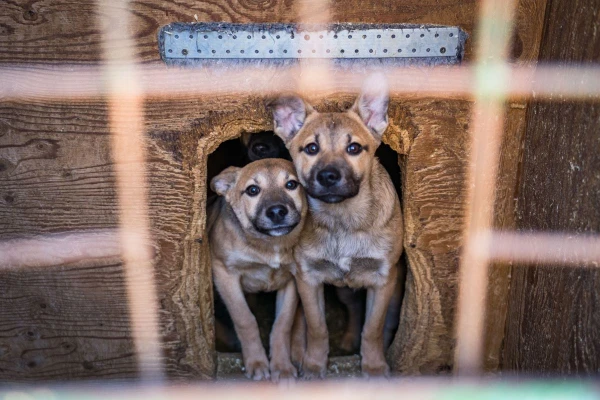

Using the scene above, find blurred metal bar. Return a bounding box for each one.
[296,0,333,96]
[97,0,164,382]
[3,229,596,272]
[476,231,600,266]
[455,0,518,376]
[0,230,122,269]
[1,64,600,100]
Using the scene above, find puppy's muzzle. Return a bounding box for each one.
[316,167,341,188]
[308,165,360,204]
[254,203,300,237]
[266,204,288,224]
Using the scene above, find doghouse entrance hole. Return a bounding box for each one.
[206,132,406,359]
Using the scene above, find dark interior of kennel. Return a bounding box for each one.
[0,0,599,382]
[207,134,404,356]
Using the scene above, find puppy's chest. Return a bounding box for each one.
[227,251,295,293]
[302,230,389,288]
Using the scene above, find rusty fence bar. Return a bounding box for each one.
[4,230,599,271]
[0,64,600,100]
[0,230,122,269]
[474,231,600,267]
[454,0,518,376]
[97,0,164,382]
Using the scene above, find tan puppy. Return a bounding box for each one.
[208,158,307,381]
[269,75,403,378]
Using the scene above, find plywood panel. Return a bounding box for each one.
[484,104,528,371]
[504,0,600,373]
[0,102,212,380]
[0,0,547,65]
[387,99,470,374]
[0,260,137,381]
[483,0,549,371]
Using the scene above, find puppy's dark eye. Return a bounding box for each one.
[245,185,261,196]
[285,180,299,190]
[304,142,320,155]
[347,142,363,155]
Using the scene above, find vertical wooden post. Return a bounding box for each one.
[503,0,600,373]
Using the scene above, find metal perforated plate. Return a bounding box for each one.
[162,26,462,60]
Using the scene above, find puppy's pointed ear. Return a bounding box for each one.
[351,73,390,141]
[211,166,241,197]
[267,95,313,145]
[240,132,252,146]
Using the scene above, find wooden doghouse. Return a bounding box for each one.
[3,0,598,381]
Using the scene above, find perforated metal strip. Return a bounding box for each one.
[162,27,461,59]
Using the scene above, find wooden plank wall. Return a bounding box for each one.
[503,0,600,374]
[484,0,549,371]
[0,0,545,380]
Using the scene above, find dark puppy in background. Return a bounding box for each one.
[207,131,288,198]
[270,74,404,378]
[242,131,291,162]
[208,159,307,381]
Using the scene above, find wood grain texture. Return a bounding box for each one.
[482,0,549,371]
[0,0,548,65]
[503,0,600,374]
[512,0,549,64]
[0,259,137,381]
[0,100,212,380]
[483,104,528,371]
[387,99,471,374]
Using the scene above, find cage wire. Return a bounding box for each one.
[0,0,599,395]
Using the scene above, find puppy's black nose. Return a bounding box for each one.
[317,167,341,188]
[266,205,288,223]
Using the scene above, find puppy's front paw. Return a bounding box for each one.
[270,359,298,383]
[290,344,304,370]
[300,357,327,380]
[361,359,390,378]
[244,357,270,381]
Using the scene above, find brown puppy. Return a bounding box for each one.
[208,158,307,381]
[269,74,403,378]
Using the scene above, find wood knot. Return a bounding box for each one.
[23,328,40,341]
[61,342,76,352]
[0,23,15,36]
[0,159,10,173]
[510,31,524,61]
[23,8,38,21]
[237,0,277,12]
[25,355,45,369]
[3,193,15,204]
[82,361,95,370]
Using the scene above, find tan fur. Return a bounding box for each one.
[208,159,307,382]
[269,75,404,378]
